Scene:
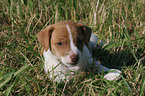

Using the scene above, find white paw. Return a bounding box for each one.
[104,69,121,81]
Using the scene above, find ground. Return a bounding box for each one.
[0,0,145,95]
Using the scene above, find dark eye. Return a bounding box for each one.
[57,42,63,46]
[77,38,83,44]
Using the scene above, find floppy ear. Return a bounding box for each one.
[77,23,92,45]
[37,25,54,51]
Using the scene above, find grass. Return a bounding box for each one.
[0,0,145,95]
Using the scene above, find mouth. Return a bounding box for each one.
[62,61,80,67]
[67,62,78,65]
[60,54,82,66]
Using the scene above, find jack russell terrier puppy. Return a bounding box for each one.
[37,21,121,82]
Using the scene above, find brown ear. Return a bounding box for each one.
[37,25,54,51]
[77,23,92,45]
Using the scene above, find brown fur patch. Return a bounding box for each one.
[37,21,92,58]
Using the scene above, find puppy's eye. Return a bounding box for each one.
[57,42,63,46]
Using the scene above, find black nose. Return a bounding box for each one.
[70,54,79,63]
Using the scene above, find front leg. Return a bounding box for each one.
[89,34,121,81]
[83,45,121,81]
[94,61,121,81]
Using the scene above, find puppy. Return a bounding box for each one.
[37,21,121,82]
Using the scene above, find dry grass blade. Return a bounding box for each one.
[0,0,144,95]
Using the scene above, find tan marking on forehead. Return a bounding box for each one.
[50,21,85,58]
[66,24,79,54]
[50,22,71,58]
[66,21,84,51]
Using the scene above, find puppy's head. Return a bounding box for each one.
[37,21,92,66]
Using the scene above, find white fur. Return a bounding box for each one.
[90,33,106,49]
[43,25,121,82]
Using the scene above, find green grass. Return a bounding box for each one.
[0,0,145,95]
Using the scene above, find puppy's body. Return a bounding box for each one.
[37,21,121,82]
